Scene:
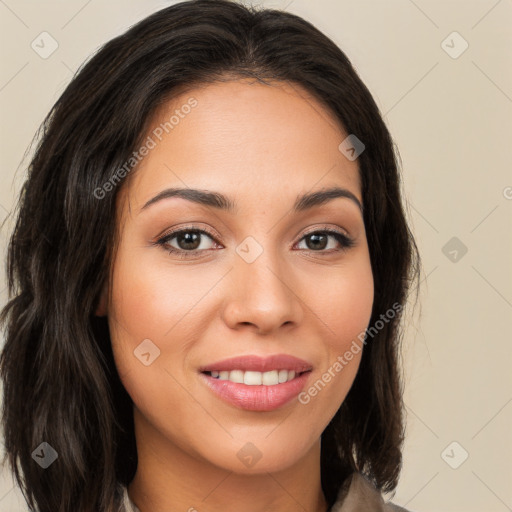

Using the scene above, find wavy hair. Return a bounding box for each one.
[0,1,420,510]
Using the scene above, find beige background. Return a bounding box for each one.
[1,0,511,510]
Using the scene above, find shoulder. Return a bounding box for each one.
[330,472,413,512]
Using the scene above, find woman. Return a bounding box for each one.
[0,1,420,511]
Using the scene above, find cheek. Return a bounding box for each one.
[333,272,373,348]
[298,252,373,420]
[108,248,204,349]
[106,247,217,403]
[106,258,191,428]
[316,253,374,352]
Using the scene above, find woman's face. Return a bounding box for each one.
[102,79,374,474]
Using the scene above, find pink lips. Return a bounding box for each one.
[198,354,313,412]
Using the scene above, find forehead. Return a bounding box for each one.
[120,79,361,213]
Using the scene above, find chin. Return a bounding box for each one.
[200,435,315,475]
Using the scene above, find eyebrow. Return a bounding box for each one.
[141,186,363,214]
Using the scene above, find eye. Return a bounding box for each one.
[154,226,219,258]
[295,229,355,253]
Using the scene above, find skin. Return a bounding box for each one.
[96,79,374,512]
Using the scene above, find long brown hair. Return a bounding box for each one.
[0,1,420,510]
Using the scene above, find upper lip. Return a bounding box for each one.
[199,353,313,373]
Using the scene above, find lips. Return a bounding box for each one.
[198,354,313,411]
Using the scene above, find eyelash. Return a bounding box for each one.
[153,224,355,259]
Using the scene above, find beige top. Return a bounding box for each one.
[118,472,411,512]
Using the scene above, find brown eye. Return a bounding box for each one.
[156,227,219,257]
[296,230,354,252]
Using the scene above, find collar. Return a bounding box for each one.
[329,472,410,511]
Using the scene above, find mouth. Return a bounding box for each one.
[198,354,313,411]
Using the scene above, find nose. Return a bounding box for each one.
[221,248,304,335]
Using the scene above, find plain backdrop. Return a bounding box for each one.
[0,1,511,511]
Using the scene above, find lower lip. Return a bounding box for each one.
[199,371,311,411]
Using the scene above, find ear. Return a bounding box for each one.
[95,282,109,317]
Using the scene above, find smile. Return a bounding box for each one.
[198,354,313,411]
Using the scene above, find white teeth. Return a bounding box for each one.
[210,369,300,385]
[229,370,244,383]
[262,370,279,385]
[244,371,262,385]
[278,369,288,383]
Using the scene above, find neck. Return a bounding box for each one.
[127,407,328,512]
